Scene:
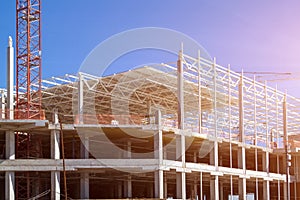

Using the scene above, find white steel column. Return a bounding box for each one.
[176,47,186,200]
[5,36,15,200]
[283,93,290,200]
[227,65,234,199]
[275,85,281,200]
[154,110,164,199]
[198,50,202,134]
[78,72,84,124]
[238,72,246,200]
[263,82,270,200]
[51,110,60,200]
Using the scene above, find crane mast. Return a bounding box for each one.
[16,0,42,119]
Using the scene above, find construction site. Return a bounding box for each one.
[1,0,300,200]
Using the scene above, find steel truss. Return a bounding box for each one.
[38,51,300,149]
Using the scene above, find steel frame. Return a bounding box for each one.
[37,51,300,149]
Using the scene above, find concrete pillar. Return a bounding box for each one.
[176,172,183,199]
[0,91,5,119]
[220,181,224,200]
[154,170,164,199]
[51,110,60,200]
[154,110,164,199]
[51,130,61,200]
[210,175,219,200]
[5,130,15,200]
[117,182,122,198]
[5,172,15,200]
[7,36,14,120]
[284,181,287,200]
[194,177,198,200]
[126,175,132,198]
[262,152,270,200]
[164,175,168,198]
[176,134,186,199]
[51,171,60,200]
[6,131,15,160]
[209,147,219,200]
[200,172,203,200]
[80,135,89,199]
[125,140,132,158]
[80,173,89,199]
[238,178,247,200]
[238,147,247,199]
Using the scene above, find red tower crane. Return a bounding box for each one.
[16,0,42,119]
[16,1,44,199]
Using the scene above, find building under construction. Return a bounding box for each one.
[2,43,300,199]
[2,0,300,199]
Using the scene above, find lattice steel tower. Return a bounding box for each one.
[16,0,42,119]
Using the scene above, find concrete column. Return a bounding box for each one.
[51,129,60,200]
[210,175,219,200]
[5,172,15,200]
[80,136,89,199]
[125,140,132,158]
[51,131,60,159]
[164,175,168,198]
[154,110,164,199]
[6,131,15,160]
[117,182,122,198]
[0,91,5,119]
[5,130,15,200]
[51,110,60,200]
[220,181,224,200]
[51,129,61,200]
[238,178,247,200]
[200,172,203,200]
[194,177,198,200]
[176,172,183,199]
[51,171,60,200]
[154,170,164,199]
[209,147,219,200]
[126,175,132,198]
[262,152,270,200]
[7,36,14,120]
[176,134,186,200]
[238,147,247,200]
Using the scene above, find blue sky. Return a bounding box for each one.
[1,1,300,96]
